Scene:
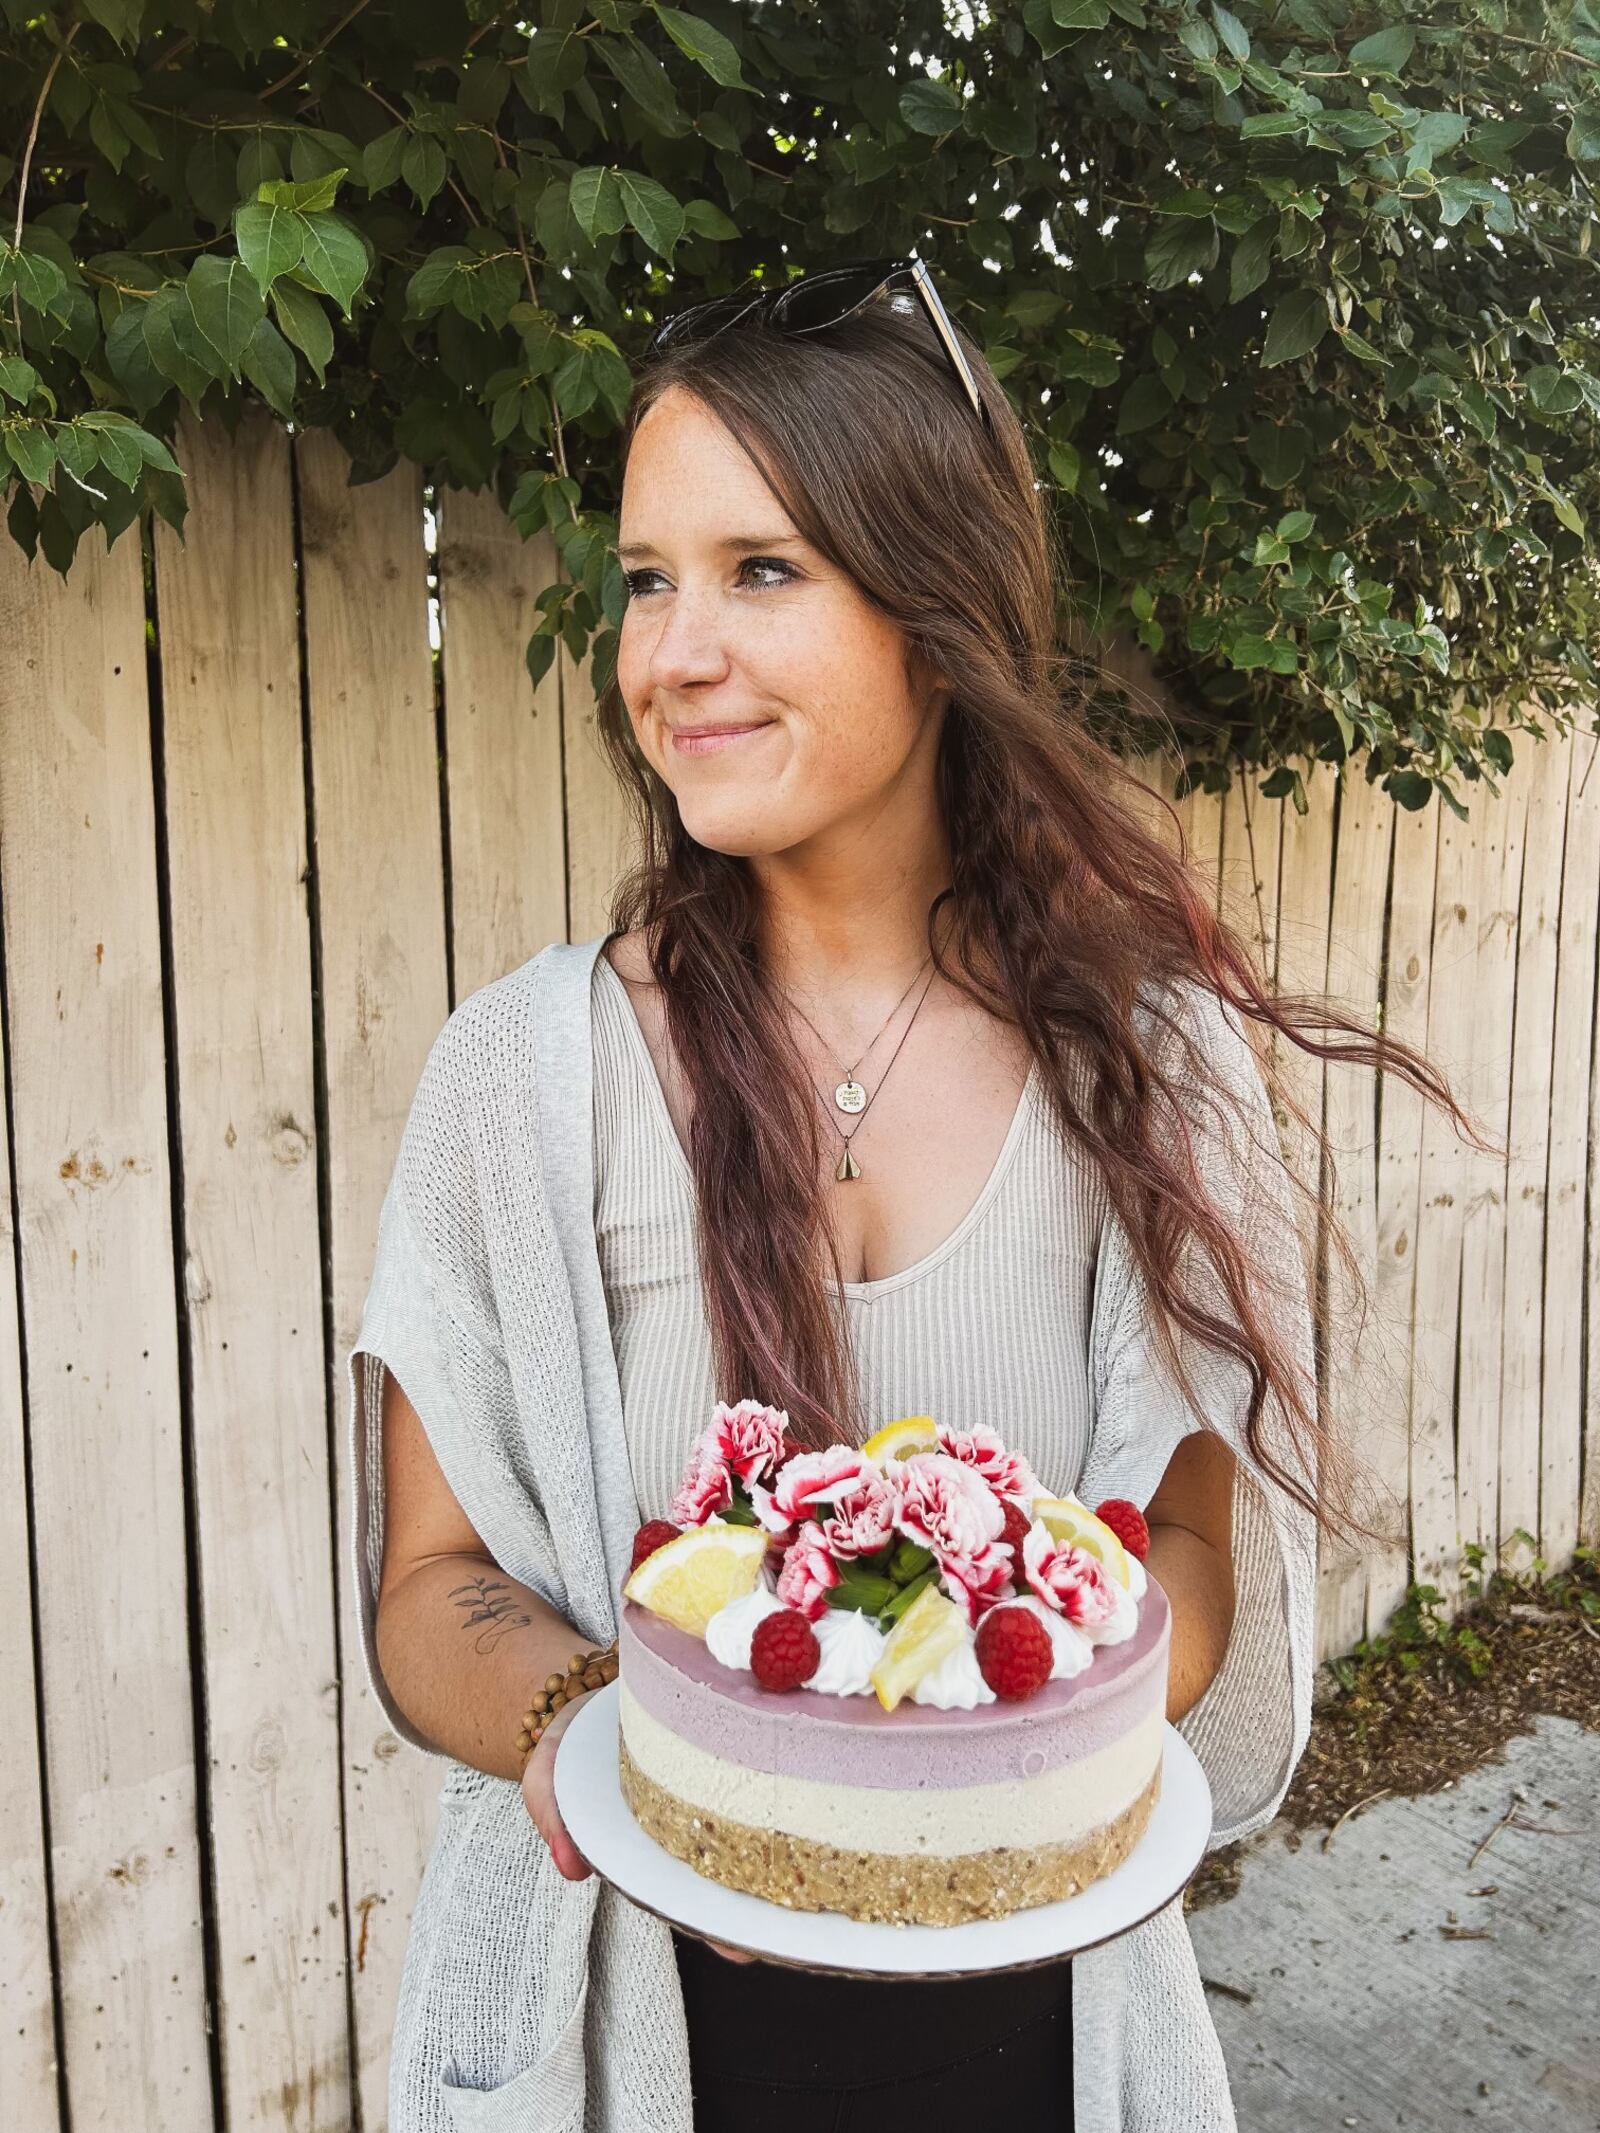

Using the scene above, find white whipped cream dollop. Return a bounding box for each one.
[1125,1553,1148,1600]
[704,1582,789,1670]
[807,1607,887,1695]
[906,1633,997,1708]
[1081,1576,1140,1646]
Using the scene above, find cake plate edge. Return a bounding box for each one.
[553,1679,1213,1978]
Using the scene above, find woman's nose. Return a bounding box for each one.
[645,587,732,692]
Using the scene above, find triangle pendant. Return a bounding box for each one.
[835,1145,861,1181]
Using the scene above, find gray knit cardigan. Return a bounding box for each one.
[347,934,1319,2133]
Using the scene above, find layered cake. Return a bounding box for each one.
[615,1403,1169,1926]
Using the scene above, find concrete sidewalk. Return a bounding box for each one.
[1187,1714,1599,2131]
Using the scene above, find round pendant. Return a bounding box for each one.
[834,1078,868,1115]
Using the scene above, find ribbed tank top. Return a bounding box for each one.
[591,951,1109,1524]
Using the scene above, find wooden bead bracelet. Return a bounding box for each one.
[517,1637,619,1771]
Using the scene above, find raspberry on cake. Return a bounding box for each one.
[616,1407,1169,1927]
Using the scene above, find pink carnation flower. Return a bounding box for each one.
[887,1451,1013,1628]
[775,1525,841,1620]
[813,1465,897,1560]
[669,1398,791,1528]
[1021,1523,1121,1629]
[936,1422,1041,1508]
[749,1444,872,1542]
[669,1452,733,1528]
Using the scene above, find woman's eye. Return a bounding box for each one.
[621,557,797,600]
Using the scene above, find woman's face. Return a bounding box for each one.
[614,385,949,861]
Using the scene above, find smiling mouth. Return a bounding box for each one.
[670,721,776,757]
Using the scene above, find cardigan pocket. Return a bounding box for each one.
[438,1975,589,2133]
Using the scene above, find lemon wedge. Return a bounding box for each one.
[860,1414,940,1464]
[622,1518,771,1636]
[1031,1495,1133,1589]
[868,1581,966,1711]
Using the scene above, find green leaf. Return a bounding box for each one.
[296,214,368,316]
[570,166,626,241]
[1457,381,1496,440]
[1247,419,1308,488]
[1145,215,1218,290]
[683,198,740,240]
[617,171,686,259]
[401,134,448,210]
[242,314,298,417]
[1211,5,1249,60]
[1177,17,1217,60]
[362,126,406,193]
[53,423,101,490]
[271,278,334,384]
[186,254,264,375]
[1240,111,1304,139]
[899,77,965,135]
[1277,509,1315,541]
[655,6,750,89]
[1567,108,1600,163]
[0,356,40,405]
[1349,25,1416,77]
[1230,218,1274,301]
[1545,485,1586,536]
[7,249,67,314]
[595,35,686,136]
[1117,371,1175,434]
[104,306,165,414]
[1528,366,1582,417]
[143,285,221,409]
[234,202,307,297]
[3,421,56,486]
[257,169,346,214]
[1052,0,1110,24]
[1048,439,1082,492]
[1262,288,1329,367]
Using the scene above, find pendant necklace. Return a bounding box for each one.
[781,959,940,1182]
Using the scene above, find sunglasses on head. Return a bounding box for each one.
[642,256,994,436]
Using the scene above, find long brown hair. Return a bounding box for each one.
[593,294,1489,1547]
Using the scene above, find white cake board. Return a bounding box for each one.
[555,1680,1213,1978]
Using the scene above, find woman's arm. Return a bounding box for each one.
[374,1369,593,1783]
[1144,1427,1238,1724]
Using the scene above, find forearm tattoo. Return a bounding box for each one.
[449,1574,533,1654]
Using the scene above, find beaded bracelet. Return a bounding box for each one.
[517,1637,620,1772]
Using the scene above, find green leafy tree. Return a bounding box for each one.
[2,0,1597,811]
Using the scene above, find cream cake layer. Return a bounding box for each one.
[618,1673,1164,1855]
[618,1573,1169,1791]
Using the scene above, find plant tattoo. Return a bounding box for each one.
[450,1574,532,1654]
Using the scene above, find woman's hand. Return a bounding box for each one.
[519,1697,595,1879]
[520,1700,760,1963]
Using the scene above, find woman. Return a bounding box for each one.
[351,266,1470,2132]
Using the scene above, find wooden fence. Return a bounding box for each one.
[1,406,1595,2131]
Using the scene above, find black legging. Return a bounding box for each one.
[672,1924,1074,2131]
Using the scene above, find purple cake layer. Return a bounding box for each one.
[619,1574,1169,1791]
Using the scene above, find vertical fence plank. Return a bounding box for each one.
[561,638,638,945]
[1456,772,1524,1561]
[0,971,58,2118]
[436,506,569,990]
[298,432,444,2131]
[1288,772,1382,1663]
[1218,770,1283,1000]
[1542,728,1600,1565]
[1411,807,1475,1588]
[1371,797,1442,1635]
[154,410,350,2130]
[0,531,213,2121]
[1498,734,1569,1560]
